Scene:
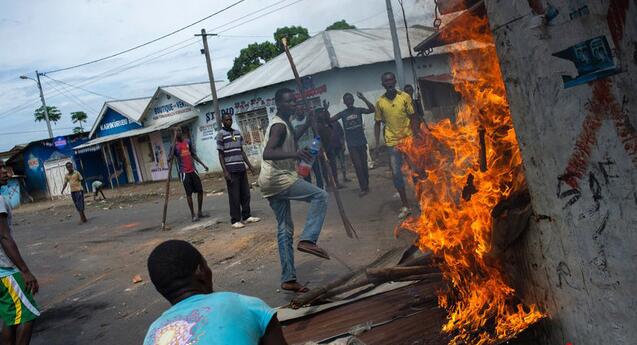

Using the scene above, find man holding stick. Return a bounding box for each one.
[169,128,209,222]
[258,88,330,293]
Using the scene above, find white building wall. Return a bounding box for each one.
[485,1,637,344]
[191,56,445,173]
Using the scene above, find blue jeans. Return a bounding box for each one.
[388,147,405,189]
[267,179,328,283]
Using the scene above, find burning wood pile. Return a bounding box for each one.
[292,9,546,345]
[397,10,545,345]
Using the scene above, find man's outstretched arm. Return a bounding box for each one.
[260,315,289,345]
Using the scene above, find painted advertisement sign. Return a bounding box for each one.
[146,93,197,126]
[149,132,169,181]
[95,108,142,138]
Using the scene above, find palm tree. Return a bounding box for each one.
[70,111,88,133]
[34,105,61,123]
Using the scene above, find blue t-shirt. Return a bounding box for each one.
[143,292,275,345]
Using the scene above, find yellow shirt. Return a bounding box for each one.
[375,90,415,147]
[65,171,83,192]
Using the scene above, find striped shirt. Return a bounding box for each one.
[216,127,246,173]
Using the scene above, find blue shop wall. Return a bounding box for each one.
[22,135,108,199]
[95,108,142,138]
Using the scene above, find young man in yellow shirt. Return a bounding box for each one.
[374,72,420,219]
[61,162,87,223]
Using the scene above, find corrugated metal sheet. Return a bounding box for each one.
[160,82,212,106]
[75,113,197,150]
[196,27,437,105]
[88,97,151,138]
[281,280,449,345]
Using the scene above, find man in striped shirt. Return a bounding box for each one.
[217,113,261,229]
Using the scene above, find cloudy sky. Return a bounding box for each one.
[0,0,433,151]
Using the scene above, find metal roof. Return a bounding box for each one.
[160,82,212,106]
[196,27,438,105]
[88,97,151,138]
[75,113,197,151]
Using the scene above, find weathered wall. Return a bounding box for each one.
[485,1,636,344]
[192,57,441,172]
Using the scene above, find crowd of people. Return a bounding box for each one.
[0,71,422,345]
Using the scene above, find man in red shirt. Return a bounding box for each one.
[170,128,209,222]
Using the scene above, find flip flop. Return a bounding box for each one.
[281,282,310,293]
[198,213,210,218]
[297,241,330,260]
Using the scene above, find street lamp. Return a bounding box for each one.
[19,71,53,138]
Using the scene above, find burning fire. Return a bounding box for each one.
[398,13,544,344]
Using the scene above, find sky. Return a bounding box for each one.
[0,0,434,151]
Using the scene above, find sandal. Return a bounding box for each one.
[281,281,310,293]
[297,241,330,260]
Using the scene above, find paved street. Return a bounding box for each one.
[12,164,415,344]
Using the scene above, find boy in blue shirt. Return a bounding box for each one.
[143,240,288,345]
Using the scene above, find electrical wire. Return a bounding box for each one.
[0,127,75,135]
[42,79,99,114]
[43,75,115,99]
[43,0,245,74]
[42,0,299,91]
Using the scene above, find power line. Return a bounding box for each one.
[43,0,245,74]
[43,75,115,99]
[42,0,302,91]
[43,79,99,114]
[216,0,306,34]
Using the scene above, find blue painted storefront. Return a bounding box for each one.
[94,108,142,138]
[88,107,144,185]
[22,135,108,199]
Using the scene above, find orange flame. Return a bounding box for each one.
[398,14,544,344]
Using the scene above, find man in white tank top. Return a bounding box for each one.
[258,88,330,293]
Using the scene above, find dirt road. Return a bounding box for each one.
[12,165,415,344]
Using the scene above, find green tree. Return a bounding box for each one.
[70,111,88,132]
[326,20,356,30]
[227,26,310,82]
[227,41,279,82]
[33,105,61,124]
[73,127,84,134]
[273,26,310,52]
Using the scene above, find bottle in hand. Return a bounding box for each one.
[297,136,321,177]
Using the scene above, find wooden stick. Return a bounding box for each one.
[161,130,178,231]
[280,37,358,239]
[366,265,439,282]
[290,247,404,308]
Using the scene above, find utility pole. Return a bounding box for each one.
[20,71,53,138]
[195,28,221,127]
[386,0,405,88]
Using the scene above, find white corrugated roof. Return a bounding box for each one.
[160,82,212,106]
[196,27,436,104]
[88,97,151,138]
[76,113,198,150]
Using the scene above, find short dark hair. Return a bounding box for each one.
[147,240,203,300]
[404,84,413,90]
[382,71,395,80]
[221,113,233,120]
[65,162,73,166]
[275,87,294,106]
[343,92,353,98]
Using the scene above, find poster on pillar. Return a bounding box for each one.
[149,132,169,181]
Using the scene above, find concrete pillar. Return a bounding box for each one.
[484,1,636,344]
